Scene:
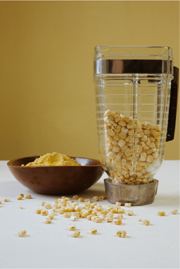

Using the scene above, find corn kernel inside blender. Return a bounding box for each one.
[104,110,161,185]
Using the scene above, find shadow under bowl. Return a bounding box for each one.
[7,156,103,195]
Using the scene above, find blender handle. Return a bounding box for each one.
[166,66,179,141]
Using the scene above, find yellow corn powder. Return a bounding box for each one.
[22,152,81,167]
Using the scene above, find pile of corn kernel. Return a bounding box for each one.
[0,194,178,238]
[36,195,134,238]
[104,110,161,185]
[35,195,178,238]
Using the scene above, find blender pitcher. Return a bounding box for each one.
[94,46,178,205]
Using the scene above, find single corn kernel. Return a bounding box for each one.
[52,209,59,213]
[106,217,113,223]
[91,210,97,216]
[143,219,150,226]
[68,224,76,231]
[72,202,79,207]
[53,204,60,210]
[99,196,107,200]
[116,202,121,206]
[114,219,122,225]
[81,210,89,218]
[96,205,103,212]
[158,211,165,216]
[58,208,64,214]
[63,212,71,218]
[48,214,54,220]
[89,208,93,214]
[84,205,91,210]
[107,206,113,211]
[20,207,24,209]
[171,209,178,214]
[51,212,57,216]
[17,230,27,237]
[99,214,105,220]
[96,211,102,216]
[138,219,142,222]
[16,196,22,200]
[125,203,131,207]
[70,231,80,238]
[116,214,123,219]
[19,194,24,197]
[78,197,84,202]
[126,210,134,216]
[72,195,79,199]
[118,208,125,214]
[0,199,2,204]
[111,207,118,214]
[87,215,92,220]
[92,196,99,202]
[75,206,82,212]
[64,197,71,202]
[91,216,97,222]
[116,230,126,238]
[4,198,10,202]
[66,206,74,212]
[72,212,80,218]
[106,211,113,218]
[70,215,77,221]
[89,228,97,235]
[45,204,52,209]
[35,209,42,214]
[41,210,48,216]
[44,218,52,224]
[61,201,67,206]
[95,217,102,223]
[41,201,46,206]
[54,199,58,203]
[24,195,31,199]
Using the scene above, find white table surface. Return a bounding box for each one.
[0,160,179,269]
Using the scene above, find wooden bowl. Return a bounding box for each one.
[7,156,103,195]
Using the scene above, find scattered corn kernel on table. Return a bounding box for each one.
[0,160,179,268]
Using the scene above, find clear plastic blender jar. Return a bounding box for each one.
[94,46,178,205]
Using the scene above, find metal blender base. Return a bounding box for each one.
[104,178,159,206]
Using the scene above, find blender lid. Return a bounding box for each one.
[94,46,173,75]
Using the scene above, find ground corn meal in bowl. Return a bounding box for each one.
[21,152,81,167]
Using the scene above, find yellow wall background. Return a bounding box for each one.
[0,1,179,160]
